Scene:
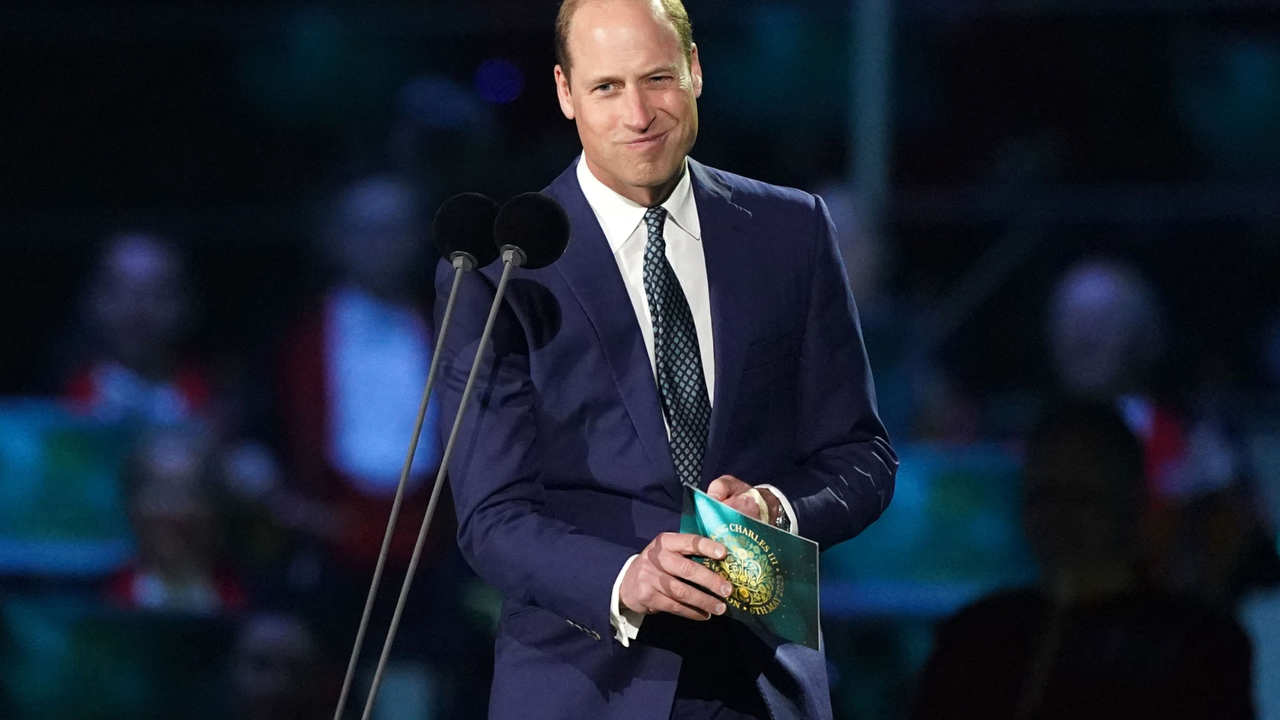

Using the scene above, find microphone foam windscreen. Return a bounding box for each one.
[494,192,571,269]
[433,193,501,268]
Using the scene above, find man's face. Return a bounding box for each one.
[555,0,702,200]
[1048,263,1159,399]
[90,236,187,371]
[232,615,319,719]
[330,178,422,298]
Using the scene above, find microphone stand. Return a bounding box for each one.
[358,246,525,720]
[332,252,476,720]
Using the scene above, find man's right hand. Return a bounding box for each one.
[618,532,733,621]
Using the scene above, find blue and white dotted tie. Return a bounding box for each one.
[642,206,711,489]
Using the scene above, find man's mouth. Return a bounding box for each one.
[624,130,669,151]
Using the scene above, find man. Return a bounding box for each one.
[279,174,445,568]
[435,1,896,718]
[230,612,324,720]
[107,425,247,615]
[67,232,210,423]
[279,174,480,718]
[1048,259,1263,604]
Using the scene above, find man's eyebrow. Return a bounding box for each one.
[641,64,680,76]
[583,73,622,87]
[582,64,681,87]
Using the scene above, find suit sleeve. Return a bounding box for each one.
[765,195,898,550]
[434,262,636,641]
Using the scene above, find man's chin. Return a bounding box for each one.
[621,160,683,190]
[586,150,686,196]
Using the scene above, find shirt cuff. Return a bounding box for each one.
[756,484,799,535]
[610,554,645,646]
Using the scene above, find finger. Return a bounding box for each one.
[657,532,727,560]
[727,494,762,519]
[694,535,728,562]
[657,574,725,617]
[707,475,744,501]
[707,477,731,501]
[649,593,712,621]
[656,550,733,599]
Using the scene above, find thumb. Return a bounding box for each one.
[729,494,761,519]
[707,476,732,501]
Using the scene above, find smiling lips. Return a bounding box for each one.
[624,130,669,151]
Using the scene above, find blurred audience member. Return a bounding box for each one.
[1047,258,1236,496]
[276,172,465,719]
[230,612,325,720]
[1048,260,1170,455]
[66,231,210,424]
[107,425,247,614]
[914,403,1254,720]
[277,174,446,570]
[1048,259,1268,601]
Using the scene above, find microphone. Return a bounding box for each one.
[494,191,571,269]
[357,193,571,720]
[435,192,503,270]
[332,193,499,720]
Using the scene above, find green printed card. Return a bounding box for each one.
[680,486,821,650]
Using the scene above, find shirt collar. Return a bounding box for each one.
[576,152,701,256]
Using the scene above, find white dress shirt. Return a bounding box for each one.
[574,155,799,646]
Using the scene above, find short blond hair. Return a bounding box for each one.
[555,0,693,81]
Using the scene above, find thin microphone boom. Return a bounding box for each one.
[332,193,498,720]
[330,256,467,720]
[359,248,520,720]
[358,192,569,720]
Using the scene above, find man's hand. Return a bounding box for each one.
[618,533,733,621]
[707,475,781,524]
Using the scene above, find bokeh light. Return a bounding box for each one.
[474,58,524,105]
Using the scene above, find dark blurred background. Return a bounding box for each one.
[3,1,1280,718]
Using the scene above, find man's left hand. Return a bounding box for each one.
[707,475,781,525]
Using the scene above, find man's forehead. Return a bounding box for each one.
[568,0,681,59]
[571,0,666,26]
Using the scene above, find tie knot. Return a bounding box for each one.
[644,206,667,232]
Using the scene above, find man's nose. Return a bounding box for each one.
[622,85,655,133]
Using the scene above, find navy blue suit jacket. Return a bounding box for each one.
[435,158,897,720]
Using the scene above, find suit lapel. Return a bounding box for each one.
[689,160,754,488]
[547,160,680,498]
[547,158,754,495]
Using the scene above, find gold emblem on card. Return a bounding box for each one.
[703,523,784,615]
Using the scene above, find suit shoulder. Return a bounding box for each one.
[699,164,821,217]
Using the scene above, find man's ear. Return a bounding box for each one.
[554,65,576,120]
[690,44,703,98]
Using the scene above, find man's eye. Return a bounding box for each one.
[596,83,616,92]
[650,76,673,84]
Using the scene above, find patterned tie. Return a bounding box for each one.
[642,206,712,489]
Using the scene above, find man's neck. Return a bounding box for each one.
[583,154,684,207]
